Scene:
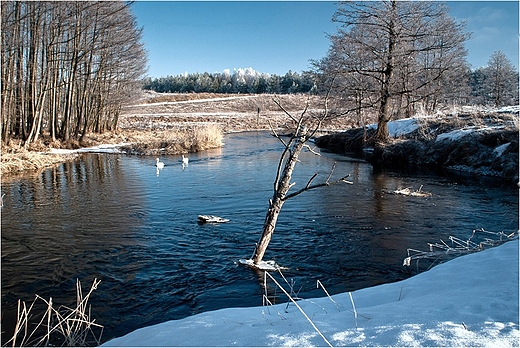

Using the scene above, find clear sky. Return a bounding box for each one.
[130,1,519,78]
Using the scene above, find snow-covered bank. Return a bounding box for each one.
[316,109,519,183]
[103,240,519,347]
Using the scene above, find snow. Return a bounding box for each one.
[495,142,512,156]
[497,105,520,114]
[367,118,419,138]
[435,125,506,142]
[47,143,130,155]
[238,259,288,271]
[364,105,518,142]
[127,95,254,108]
[102,240,519,347]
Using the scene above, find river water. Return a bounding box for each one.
[1,131,517,344]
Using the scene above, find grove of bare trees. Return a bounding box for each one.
[1,1,147,147]
[313,1,472,143]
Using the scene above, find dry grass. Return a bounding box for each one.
[5,279,103,347]
[120,123,223,155]
[1,146,79,178]
[1,123,223,177]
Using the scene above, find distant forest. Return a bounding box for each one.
[142,68,316,95]
[143,54,519,109]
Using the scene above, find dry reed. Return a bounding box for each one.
[120,123,223,155]
[1,148,78,176]
[5,279,103,347]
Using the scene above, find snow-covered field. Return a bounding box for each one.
[103,240,519,347]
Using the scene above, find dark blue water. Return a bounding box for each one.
[1,131,517,344]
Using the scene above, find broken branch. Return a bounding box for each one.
[283,173,351,201]
[303,144,321,156]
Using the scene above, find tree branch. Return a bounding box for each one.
[303,144,321,156]
[282,162,352,201]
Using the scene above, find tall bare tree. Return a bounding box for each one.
[317,1,470,143]
[484,51,519,107]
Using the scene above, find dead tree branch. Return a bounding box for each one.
[250,77,350,265]
[284,171,352,201]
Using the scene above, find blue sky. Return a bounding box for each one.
[130,1,519,78]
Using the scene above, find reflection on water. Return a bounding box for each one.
[1,131,518,344]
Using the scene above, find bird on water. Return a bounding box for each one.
[156,158,165,169]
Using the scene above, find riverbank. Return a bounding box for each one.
[3,92,518,184]
[315,106,519,185]
[0,125,223,178]
[103,239,519,346]
[1,92,334,178]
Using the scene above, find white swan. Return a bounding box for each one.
[182,154,189,166]
[155,158,165,169]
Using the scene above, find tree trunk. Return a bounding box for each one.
[252,131,307,264]
[374,0,396,144]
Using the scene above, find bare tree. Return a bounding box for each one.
[250,94,352,267]
[484,51,519,107]
[318,1,470,143]
[0,1,147,147]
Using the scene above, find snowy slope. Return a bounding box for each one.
[103,240,519,347]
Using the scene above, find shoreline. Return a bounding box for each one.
[2,92,518,184]
[316,111,519,185]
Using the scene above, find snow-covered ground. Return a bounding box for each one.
[102,240,519,347]
[128,95,254,108]
[48,143,129,155]
[367,117,420,138]
[363,104,518,139]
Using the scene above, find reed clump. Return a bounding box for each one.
[5,279,103,347]
[1,124,223,176]
[120,123,223,155]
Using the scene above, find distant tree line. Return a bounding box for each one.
[1,1,147,146]
[142,68,317,94]
[143,52,518,114]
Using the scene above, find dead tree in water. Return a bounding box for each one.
[251,97,352,266]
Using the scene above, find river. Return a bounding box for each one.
[1,131,517,344]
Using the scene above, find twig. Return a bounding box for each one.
[265,272,333,347]
[404,229,518,269]
[7,278,103,347]
[349,292,358,328]
[303,144,321,156]
[283,172,352,201]
[317,280,341,312]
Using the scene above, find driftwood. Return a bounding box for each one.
[385,185,432,197]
